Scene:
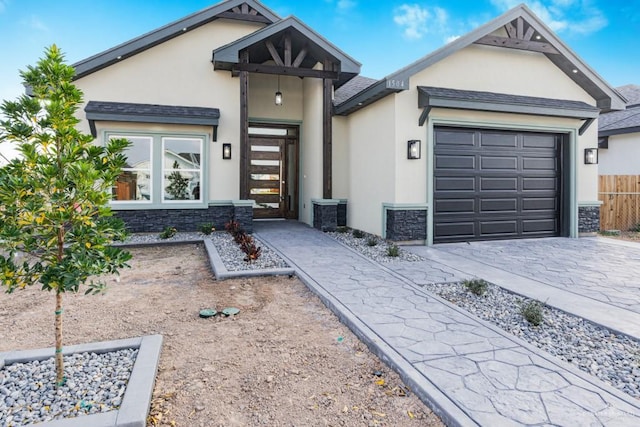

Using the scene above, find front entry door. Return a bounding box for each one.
[248,125,299,219]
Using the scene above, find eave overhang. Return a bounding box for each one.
[73,0,279,80]
[85,101,220,140]
[418,86,600,135]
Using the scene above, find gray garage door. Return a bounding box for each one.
[434,127,561,243]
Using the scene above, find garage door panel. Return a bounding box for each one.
[523,134,557,149]
[434,127,561,243]
[480,199,517,212]
[480,133,518,148]
[436,199,475,213]
[435,177,475,191]
[480,177,518,191]
[522,197,557,211]
[481,156,518,170]
[523,177,557,191]
[436,155,475,169]
[523,157,557,171]
[480,220,518,236]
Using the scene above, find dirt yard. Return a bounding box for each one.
[0,244,443,427]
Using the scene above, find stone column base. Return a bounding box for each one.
[578,204,600,234]
[312,199,340,232]
[384,203,428,242]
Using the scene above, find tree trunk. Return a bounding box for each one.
[55,291,64,386]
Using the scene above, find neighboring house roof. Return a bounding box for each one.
[84,101,221,139]
[335,4,625,116]
[213,15,361,88]
[73,0,280,79]
[599,85,640,137]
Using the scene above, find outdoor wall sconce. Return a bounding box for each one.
[222,143,232,160]
[584,148,598,165]
[408,140,421,159]
[275,75,283,106]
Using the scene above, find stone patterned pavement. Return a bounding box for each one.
[255,222,640,426]
[434,238,640,315]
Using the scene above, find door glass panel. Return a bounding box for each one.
[251,159,280,166]
[254,203,280,209]
[251,145,280,152]
[248,127,287,136]
[251,174,280,181]
[250,188,279,195]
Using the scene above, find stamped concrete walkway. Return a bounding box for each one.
[254,221,640,427]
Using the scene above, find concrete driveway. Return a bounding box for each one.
[402,237,640,339]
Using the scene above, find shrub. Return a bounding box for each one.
[632,223,640,233]
[387,244,399,257]
[367,237,378,246]
[521,300,544,326]
[462,278,489,296]
[352,229,365,238]
[199,223,215,235]
[159,226,177,239]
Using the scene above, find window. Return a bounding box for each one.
[163,137,202,202]
[108,132,206,206]
[111,135,152,202]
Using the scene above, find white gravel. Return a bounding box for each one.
[0,349,137,426]
[326,230,424,263]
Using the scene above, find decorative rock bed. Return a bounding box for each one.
[326,230,424,263]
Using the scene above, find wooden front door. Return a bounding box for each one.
[248,125,299,219]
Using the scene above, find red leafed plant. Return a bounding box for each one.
[225,220,261,263]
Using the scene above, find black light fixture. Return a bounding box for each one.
[222,143,232,160]
[584,148,598,165]
[407,140,421,159]
[275,75,283,106]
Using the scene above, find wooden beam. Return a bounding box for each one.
[216,11,271,24]
[249,8,258,16]
[505,21,517,38]
[239,51,249,200]
[516,17,524,39]
[234,62,340,79]
[284,32,292,67]
[475,35,559,54]
[232,6,241,13]
[241,3,249,14]
[292,46,308,68]
[265,40,284,66]
[523,26,535,41]
[323,60,333,200]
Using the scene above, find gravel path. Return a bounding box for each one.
[0,349,137,426]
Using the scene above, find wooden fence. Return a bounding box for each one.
[599,175,640,231]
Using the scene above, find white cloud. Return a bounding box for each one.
[28,16,49,32]
[324,0,356,13]
[490,0,607,35]
[445,35,460,44]
[393,4,449,40]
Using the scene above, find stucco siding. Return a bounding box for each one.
[599,132,640,175]
[332,115,350,199]
[300,75,324,225]
[249,73,303,121]
[345,96,396,235]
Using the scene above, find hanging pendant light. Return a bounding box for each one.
[275,75,283,106]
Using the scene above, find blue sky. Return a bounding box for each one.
[0,0,638,104]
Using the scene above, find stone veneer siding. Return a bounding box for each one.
[386,209,427,241]
[313,203,337,232]
[115,204,253,233]
[578,205,600,233]
[337,202,347,227]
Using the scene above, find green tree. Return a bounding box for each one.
[0,45,132,386]
[166,160,190,200]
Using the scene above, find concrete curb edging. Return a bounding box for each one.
[0,335,163,427]
[204,238,295,280]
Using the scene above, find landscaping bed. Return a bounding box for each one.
[0,244,441,427]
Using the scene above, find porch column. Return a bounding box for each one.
[322,59,333,199]
[239,50,249,199]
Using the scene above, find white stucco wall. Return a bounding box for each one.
[249,73,303,121]
[300,74,324,225]
[599,132,640,175]
[332,115,350,199]
[75,19,265,201]
[344,95,396,235]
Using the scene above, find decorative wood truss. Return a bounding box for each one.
[217,2,272,24]
[234,31,341,80]
[475,17,559,54]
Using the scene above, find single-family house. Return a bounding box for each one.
[73,0,625,244]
